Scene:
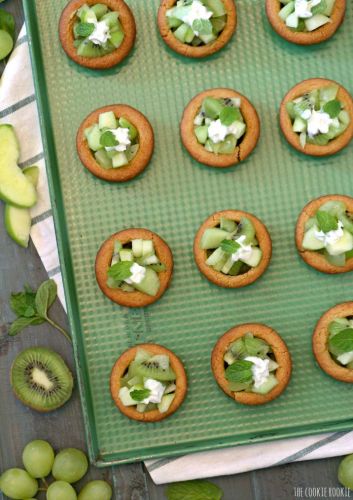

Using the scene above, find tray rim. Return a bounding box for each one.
[23,0,353,467]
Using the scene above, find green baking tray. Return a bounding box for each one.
[23,0,353,466]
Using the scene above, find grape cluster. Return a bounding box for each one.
[0,440,112,499]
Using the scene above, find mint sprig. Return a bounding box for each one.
[9,280,71,343]
[316,210,338,233]
[76,22,95,38]
[220,239,240,254]
[225,360,253,384]
[100,131,118,148]
[166,480,223,500]
[329,328,353,354]
[192,19,212,36]
[219,107,240,126]
[130,389,151,402]
[323,99,341,119]
[108,261,133,281]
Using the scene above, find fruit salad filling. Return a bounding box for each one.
[279,0,336,32]
[166,0,227,46]
[193,97,246,154]
[327,317,353,369]
[302,200,353,267]
[107,239,166,296]
[84,111,139,169]
[119,348,177,413]
[201,217,262,275]
[224,333,279,394]
[286,84,350,148]
[73,3,125,58]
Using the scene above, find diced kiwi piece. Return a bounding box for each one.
[220,217,237,233]
[241,247,262,268]
[237,217,255,244]
[200,33,217,45]
[229,121,246,140]
[119,117,137,140]
[77,5,97,23]
[195,125,209,145]
[94,150,113,169]
[230,338,246,357]
[302,227,325,250]
[320,200,346,217]
[228,381,252,392]
[134,348,152,364]
[252,374,278,395]
[202,97,224,119]
[165,383,176,394]
[134,359,176,382]
[211,16,226,33]
[191,36,203,46]
[203,0,226,17]
[148,263,166,273]
[168,16,183,29]
[243,333,270,357]
[99,111,117,130]
[127,375,144,387]
[87,124,102,151]
[77,41,102,58]
[174,23,190,43]
[121,283,135,292]
[110,30,124,49]
[206,247,227,267]
[126,144,139,162]
[228,260,243,276]
[286,102,296,120]
[339,213,353,234]
[224,351,236,365]
[279,1,294,21]
[150,355,170,370]
[218,135,237,154]
[339,110,350,126]
[133,268,160,296]
[319,84,339,104]
[120,248,133,261]
[112,152,129,168]
[201,228,231,249]
[101,11,119,28]
[307,134,330,146]
[91,3,109,19]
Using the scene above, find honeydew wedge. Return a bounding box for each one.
[119,387,137,406]
[302,226,325,250]
[0,125,37,208]
[158,394,175,413]
[201,228,231,249]
[305,14,330,32]
[133,268,160,296]
[326,230,353,256]
[241,247,262,267]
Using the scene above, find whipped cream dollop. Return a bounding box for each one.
[88,20,110,45]
[294,0,321,19]
[105,127,131,152]
[124,263,146,285]
[230,235,254,263]
[177,0,213,28]
[244,356,270,389]
[314,220,344,246]
[207,118,243,144]
[142,379,165,404]
[305,109,334,137]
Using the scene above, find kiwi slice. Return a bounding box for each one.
[11,347,74,412]
[135,358,176,382]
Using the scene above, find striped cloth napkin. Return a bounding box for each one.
[1,25,352,485]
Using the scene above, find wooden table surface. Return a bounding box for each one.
[0,1,349,499]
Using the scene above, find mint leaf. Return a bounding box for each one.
[220,239,240,254]
[108,261,133,281]
[10,288,37,318]
[76,22,95,38]
[329,328,353,354]
[166,480,223,500]
[100,130,118,148]
[225,360,253,383]
[35,279,57,319]
[316,210,338,233]
[0,9,15,40]
[323,99,341,118]
[192,19,212,36]
[130,389,151,402]
[9,316,45,336]
[219,106,240,126]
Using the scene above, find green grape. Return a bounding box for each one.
[46,481,77,500]
[78,480,113,500]
[22,439,55,478]
[0,29,13,60]
[0,468,38,499]
[338,454,353,489]
[52,448,88,484]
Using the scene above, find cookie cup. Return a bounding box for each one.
[211,323,292,405]
[95,228,173,307]
[157,0,237,58]
[194,210,272,288]
[77,105,154,182]
[110,343,187,422]
[295,194,353,274]
[266,0,346,45]
[181,88,260,167]
[313,302,353,383]
[280,78,353,157]
[59,0,136,69]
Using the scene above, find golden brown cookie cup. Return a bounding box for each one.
[59,0,136,69]
[211,323,292,405]
[194,210,272,288]
[181,88,260,168]
[77,105,154,182]
[266,0,346,45]
[295,194,353,274]
[95,228,173,307]
[157,0,237,58]
[110,343,187,422]
[313,302,353,383]
[280,78,353,157]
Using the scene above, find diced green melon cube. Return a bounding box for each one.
[199,33,217,44]
[158,394,175,413]
[202,97,224,119]
[133,268,160,296]
[77,5,97,23]
[94,150,112,169]
[218,135,237,154]
[325,251,346,267]
[119,387,136,406]
[203,0,226,17]
[241,247,262,268]
[252,374,278,395]
[99,111,117,130]
[110,30,125,49]
[120,248,133,261]
[220,217,237,233]
[302,226,325,250]
[279,1,294,21]
[339,110,350,126]
[87,124,102,151]
[132,239,143,258]
[101,11,119,28]
[323,0,336,16]
[185,27,195,43]
[326,230,353,256]
[168,16,183,29]
[119,117,138,140]
[126,144,139,162]
[174,23,190,43]
[293,117,307,133]
[142,240,154,257]
[201,228,231,249]
[112,152,129,168]
[136,403,147,413]
[305,14,330,32]
[206,246,227,266]
[221,256,234,274]
[84,125,94,140]
[91,3,108,19]
[195,125,209,144]
[224,351,236,365]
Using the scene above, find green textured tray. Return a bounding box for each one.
[24,0,353,466]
